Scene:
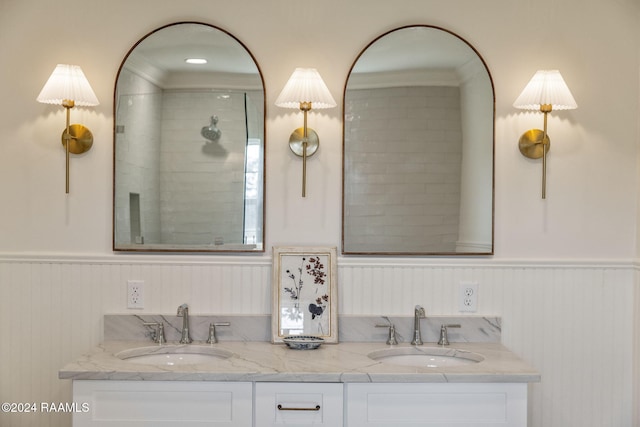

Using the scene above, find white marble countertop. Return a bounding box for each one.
[59,340,540,383]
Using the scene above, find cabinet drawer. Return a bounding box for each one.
[255,382,343,426]
[73,380,252,426]
[345,383,527,427]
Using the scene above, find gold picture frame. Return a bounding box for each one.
[271,246,338,343]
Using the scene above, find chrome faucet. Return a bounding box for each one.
[177,303,192,344]
[411,305,426,345]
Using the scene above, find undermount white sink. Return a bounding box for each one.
[116,345,234,366]
[368,346,484,368]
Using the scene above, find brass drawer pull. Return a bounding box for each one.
[277,404,321,411]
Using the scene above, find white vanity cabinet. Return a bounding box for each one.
[345,383,528,427]
[66,341,537,426]
[254,382,343,426]
[72,380,253,426]
[73,381,528,427]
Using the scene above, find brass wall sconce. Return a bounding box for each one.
[37,64,99,194]
[513,70,577,199]
[275,68,336,197]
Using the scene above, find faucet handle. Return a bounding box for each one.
[437,324,461,346]
[375,317,398,345]
[143,322,165,345]
[206,322,230,344]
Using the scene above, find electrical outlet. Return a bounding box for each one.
[459,281,478,312]
[127,280,144,309]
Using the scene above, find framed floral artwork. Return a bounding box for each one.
[271,246,338,343]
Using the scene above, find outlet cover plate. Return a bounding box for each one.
[127,280,144,309]
[459,281,478,312]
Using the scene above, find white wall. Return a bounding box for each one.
[0,0,637,256]
[0,0,639,426]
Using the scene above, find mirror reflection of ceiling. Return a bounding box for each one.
[352,27,477,74]
[125,23,262,90]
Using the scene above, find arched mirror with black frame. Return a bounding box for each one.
[113,22,265,253]
[342,25,495,256]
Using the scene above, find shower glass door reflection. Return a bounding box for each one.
[114,89,263,249]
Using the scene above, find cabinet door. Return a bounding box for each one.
[346,383,527,427]
[255,382,343,427]
[73,380,252,426]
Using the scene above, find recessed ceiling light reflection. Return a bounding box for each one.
[185,58,208,65]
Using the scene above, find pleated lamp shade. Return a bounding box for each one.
[275,68,336,110]
[513,70,577,111]
[37,64,99,107]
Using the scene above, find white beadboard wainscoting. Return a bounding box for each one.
[0,254,637,427]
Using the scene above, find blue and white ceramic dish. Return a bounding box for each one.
[282,335,325,350]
